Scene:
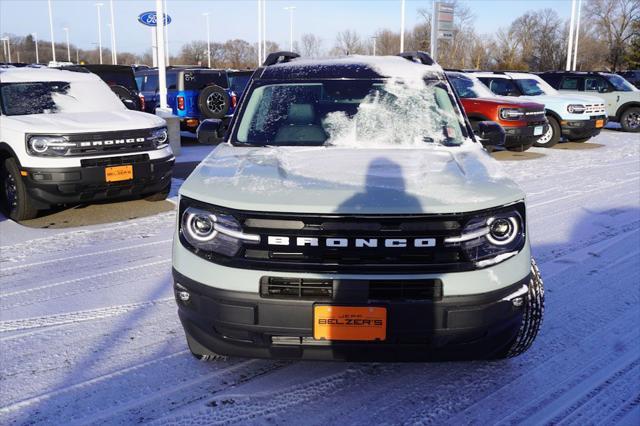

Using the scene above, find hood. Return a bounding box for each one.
[3,110,165,134]
[180,144,525,215]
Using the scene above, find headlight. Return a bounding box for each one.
[180,206,260,257]
[151,127,169,149]
[499,108,525,120]
[27,135,75,156]
[444,208,525,267]
[567,104,585,114]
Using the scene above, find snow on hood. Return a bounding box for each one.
[181,143,524,215]
[4,110,165,133]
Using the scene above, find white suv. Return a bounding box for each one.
[172,52,544,362]
[0,68,175,221]
[470,71,607,147]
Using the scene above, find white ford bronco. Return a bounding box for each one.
[0,68,174,221]
[173,52,544,361]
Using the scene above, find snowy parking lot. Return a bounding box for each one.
[1,130,639,425]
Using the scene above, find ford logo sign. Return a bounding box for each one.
[137,11,172,27]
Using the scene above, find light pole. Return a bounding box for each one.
[109,0,117,64]
[400,0,405,52]
[47,0,56,62]
[32,33,39,64]
[572,0,582,71]
[156,0,168,110]
[203,12,211,68]
[164,0,170,65]
[371,36,377,56]
[566,0,576,71]
[95,3,103,64]
[262,0,266,62]
[257,0,262,65]
[283,6,296,52]
[63,27,70,62]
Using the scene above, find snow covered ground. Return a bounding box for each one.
[1,130,639,425]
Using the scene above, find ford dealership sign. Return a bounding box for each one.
[137,11,172,27]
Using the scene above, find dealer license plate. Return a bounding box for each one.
[313,306,387,341]
[105,165,133,182]
[595,119,604,128]
[533,125,544,136]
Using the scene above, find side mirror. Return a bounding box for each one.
[197,118,225,145]
[598,86,612,93]
[475,121,506,148]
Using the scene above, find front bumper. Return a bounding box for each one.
[503,122,548,147]
[174,268,530,361]
[561,115,607,139]
[22,154,174,206]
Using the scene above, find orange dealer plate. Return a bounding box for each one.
[105,165,133,182]
[595,119,604,128]
[313,305,387,341]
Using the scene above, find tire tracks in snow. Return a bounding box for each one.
[0,297,174,333]
[0,239,172,274]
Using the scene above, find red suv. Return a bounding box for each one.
[447,72,548,152]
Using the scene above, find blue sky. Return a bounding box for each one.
[0,0,575,55]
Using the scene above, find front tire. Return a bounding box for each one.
[534,116,560,148]
[498,259,545,358]
[1,158,39,221]
[620,107,640,132]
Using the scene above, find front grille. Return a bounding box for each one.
[584,104,606,114]
[260,277,443,301]
[81,154,149,167]
[33,128,158,157]
[180,198,526,274]
[523,109,546,122]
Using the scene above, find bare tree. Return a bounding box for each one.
[300,33,322,57]
[585,0,640,70]
[178,40,208,65]
[333,30,365,55]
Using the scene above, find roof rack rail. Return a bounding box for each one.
[263,51,300,66]
[397,51,435,66]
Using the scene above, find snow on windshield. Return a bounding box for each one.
[0,79,125,116]
[322,79,464,147]
[322,56,466,148]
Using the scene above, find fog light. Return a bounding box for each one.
[512,297,524,307]
[178,290,191,302]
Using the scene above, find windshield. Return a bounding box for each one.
[514,79,546,96]
[0,80,125,116]
[234,79,466,147]
[604,74,637,92]
[448,73,495,98]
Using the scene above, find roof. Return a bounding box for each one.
[258,55,444,81]
[0,67,104,83]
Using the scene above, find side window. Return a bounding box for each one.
[585,77,607,92]
[135,76,144,91]
[145,74,159,92]
[166,73,177,90]
[560,77,582,90]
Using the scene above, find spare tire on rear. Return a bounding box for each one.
[198,85,230,119]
